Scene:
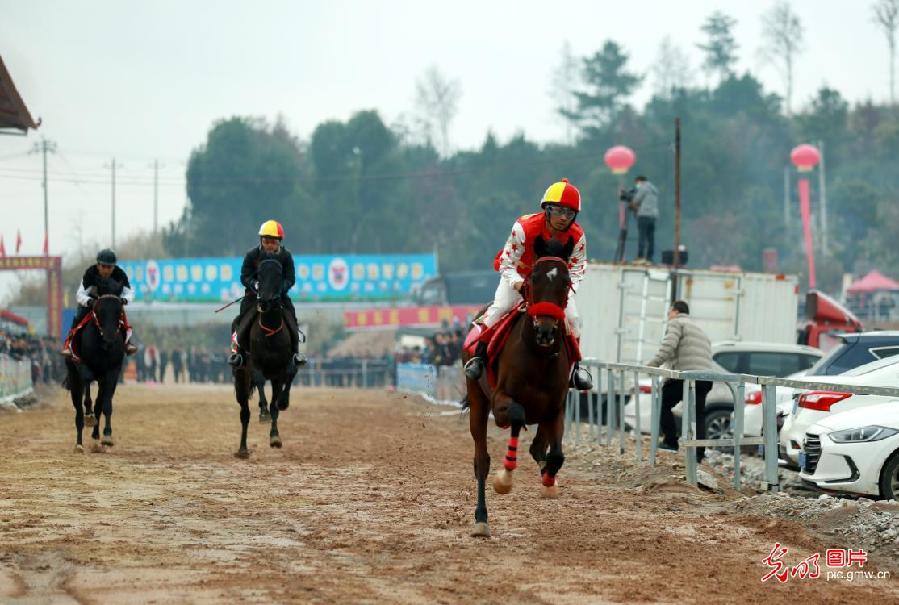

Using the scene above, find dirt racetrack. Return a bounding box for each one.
[1,383,898,604]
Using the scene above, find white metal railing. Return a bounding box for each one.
[569,359,899,492]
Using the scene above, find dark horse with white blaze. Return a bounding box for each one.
[464,236,575,538]
[65,279,127,452]
[232,256,299,457]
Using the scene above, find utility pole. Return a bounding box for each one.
[673,118,681,268]
[30,138,56,255]
[110,158,117,248]
[817,140,828,256]
[783,166,791,253]
[153,159,159,234]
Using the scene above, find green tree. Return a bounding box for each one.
[564,41,642,132]
[697,11,739,84]
[165,117,305,257]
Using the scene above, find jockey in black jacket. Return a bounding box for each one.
[62,248,138,357]
[228,220,305,368]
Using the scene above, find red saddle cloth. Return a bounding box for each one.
[464,305,581,389]
[64,310,131,364]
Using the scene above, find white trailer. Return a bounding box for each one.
[576,263,799,365]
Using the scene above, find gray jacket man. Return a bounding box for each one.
[645,300,714,460]
[631,176,658,263]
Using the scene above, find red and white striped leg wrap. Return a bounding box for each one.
[541,471,556,487]
[503,436,519,471]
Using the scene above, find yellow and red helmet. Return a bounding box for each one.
[540,178,581,212]
[258,220,285,240]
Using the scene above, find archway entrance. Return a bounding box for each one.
[0,256,63,337]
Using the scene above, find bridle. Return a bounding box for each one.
[524,256,572,321]
[256,258,285,337]
[90,294,124,340]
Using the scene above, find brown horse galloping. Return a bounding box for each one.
[464,236,576,538]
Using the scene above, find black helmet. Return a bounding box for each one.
[96,248,117,265]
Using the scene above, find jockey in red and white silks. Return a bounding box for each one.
[465,178,592,390]
[485,208,587,337]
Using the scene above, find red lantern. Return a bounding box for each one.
[790,144,821,173]
[603,145,636,175]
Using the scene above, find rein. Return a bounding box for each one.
[90,294,125,339]
[258,315,285,337]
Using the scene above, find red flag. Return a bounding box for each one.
[15,229,22,254]
[42,233,48,255]
[0,235,5,258]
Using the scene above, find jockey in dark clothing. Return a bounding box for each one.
[228,220,305,368]
[62,248,138,357]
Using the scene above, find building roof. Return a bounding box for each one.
[0,55,39,134]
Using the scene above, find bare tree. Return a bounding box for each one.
[652,36,694,97]
[873,0,899,105]
[551,41,580,144]
[759,0,804,115]
[414,66,461,157]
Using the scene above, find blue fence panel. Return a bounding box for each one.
[397,363,437,399]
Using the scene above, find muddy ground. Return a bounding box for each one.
[0,383,897,604]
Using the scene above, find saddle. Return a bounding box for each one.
[64,310,129,364]
[235,307,297,352]
[464,305,581,389]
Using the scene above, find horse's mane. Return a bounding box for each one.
[534,235,575,262]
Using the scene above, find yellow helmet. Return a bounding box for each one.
[258,220,284,240]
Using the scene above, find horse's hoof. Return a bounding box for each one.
[270,436,282,448]
[235,449,250,459]
[541,484,560,499]
[492,469,513,494]
[73,445,84,454]
[258,410,270,423]
[84,416,96,427]
[471,522,491,538]
[91,441,104,453]
[101,436,114,447]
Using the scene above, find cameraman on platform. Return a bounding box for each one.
[630,175,658,264]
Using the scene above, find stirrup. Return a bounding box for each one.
[61,347,73,358]
[570,367,593,391]
[293,352,307,367]
[228,353,244,368]
[126,343,137,356]
[464,356,484,380]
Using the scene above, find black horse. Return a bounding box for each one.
[65,279,127,452]
[232,256,299,457]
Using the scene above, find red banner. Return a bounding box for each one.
[344,305,482,330]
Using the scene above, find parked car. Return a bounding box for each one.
[780,355,899,467]
[624,341,821,439]
[799,402,899,499]
[743,331,899,439]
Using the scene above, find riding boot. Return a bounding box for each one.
[570,361,593,391]
[292,332,307,367]
[464,341,488,380]
[125,329,137,356]
[228,331,243,368]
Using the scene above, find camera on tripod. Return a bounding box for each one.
[619,187,637,203]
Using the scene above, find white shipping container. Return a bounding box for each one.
[576,263,799,366]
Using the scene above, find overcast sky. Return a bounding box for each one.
[0,0,892,300]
